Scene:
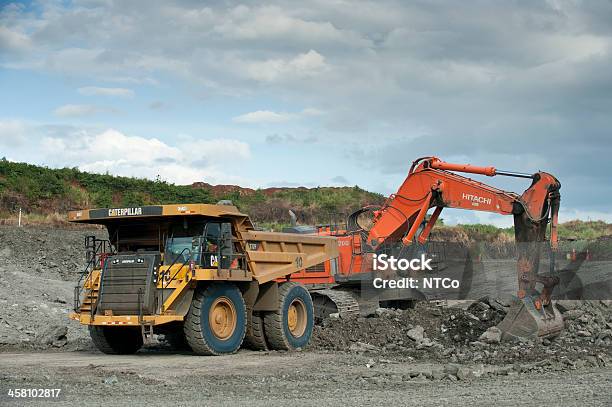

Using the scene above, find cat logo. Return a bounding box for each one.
[210,255,219,267]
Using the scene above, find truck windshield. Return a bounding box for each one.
[164,236,201,265]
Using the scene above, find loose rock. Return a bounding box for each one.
[39,325,68,348]
[407,325,425,342]
[479,327,502,344]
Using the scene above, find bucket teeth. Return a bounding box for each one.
[497,297,564,341]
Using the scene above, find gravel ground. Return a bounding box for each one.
[1,351,611,407]
[0,225,611,406]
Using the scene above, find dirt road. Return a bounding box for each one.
[1,350,611,406]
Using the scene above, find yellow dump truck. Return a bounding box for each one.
[68,203,338,355]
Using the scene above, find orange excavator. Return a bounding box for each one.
[289,156,564,340]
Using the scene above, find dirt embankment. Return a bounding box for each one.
[0,225,105,350]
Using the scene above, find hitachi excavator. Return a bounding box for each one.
[289,156,564,341]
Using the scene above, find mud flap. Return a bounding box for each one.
[497,297,564,341]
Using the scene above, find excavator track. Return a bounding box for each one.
[311,289,360,323]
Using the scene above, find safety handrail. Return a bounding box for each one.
[74,257,95,311]
[93,258,111,319]
[74,246,101,312]
[74,238,113,312]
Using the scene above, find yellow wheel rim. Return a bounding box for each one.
[209,297,237,340]
[287,298,307,337]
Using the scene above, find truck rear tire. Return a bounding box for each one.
[264,282,314,350]
[88,326,143,355]
[184,283,247,355]
[243,311,269,351]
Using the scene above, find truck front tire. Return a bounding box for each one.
[184,283,247,355]
[89,326,143,354]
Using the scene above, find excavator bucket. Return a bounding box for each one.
[501,181,564,341]
[497,297,564,341]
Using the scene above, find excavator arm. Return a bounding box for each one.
[364,156,563,340]
[368,156,559,248]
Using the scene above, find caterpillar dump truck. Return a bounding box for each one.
[68,203,338,355]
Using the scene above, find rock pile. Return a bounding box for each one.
[310,299,611,376]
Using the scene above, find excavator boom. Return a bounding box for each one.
[368,157,558,248]
[364,156,563,340]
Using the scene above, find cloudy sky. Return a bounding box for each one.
[1,0,611,225]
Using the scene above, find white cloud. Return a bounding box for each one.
[53,104,105,117]
[26,126,251,185]
[244,50,328,82]
[265,133,318,144]
[233,107,324,124]
[0,119,29,145]
[0,26,31,52]
[290,50,327,72]
[186,139,251,161]
[75,133,249,185]
[77,86,134,97]
[301,107,324,116]
[213,5,368,47]
[232,110,296,124]
[44,129,179,164]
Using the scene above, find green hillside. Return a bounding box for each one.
[0,159,384,227]
[1,159,609,240]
